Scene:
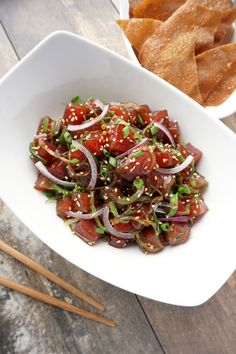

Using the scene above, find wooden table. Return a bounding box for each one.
[0,1,235,353]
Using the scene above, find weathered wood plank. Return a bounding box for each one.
[0,0,127,58]
[139,271,236,354]
[0,23,18,78]
[0,200,163,354]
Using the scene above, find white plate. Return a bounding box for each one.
[119,0,236,119]
[0,31,235,306]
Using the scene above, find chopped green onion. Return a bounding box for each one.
[167,193,178,217]
[190,178,196,187]
[137,114,144,126]
[178,185,191,195]
[29,142,47,164]
[103,149,110,157]
[160,222,171,232]
[44,191,56,199]
[100,165,109,179]
[64,131,72,144]
[95,226,106,234]
[42,117,49,133]
[71,96,83,104]
[109,201,119,218]
[69,158,80,164]
[51,183,69,197]
[59,127,67,144]
[133,177,144,190]
[132,150,143,158]
[172,149,185,162]
[150,125,158,135]
[109,156,117,168]
[122,125,130,138]
[73,185,84,193]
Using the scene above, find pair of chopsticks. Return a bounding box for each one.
[0,239,115,327]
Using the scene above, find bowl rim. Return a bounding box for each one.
[0,30,235,306]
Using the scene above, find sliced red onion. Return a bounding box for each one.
[116,138,148,159]
[67,104,109,131]
[102,206,135,240]
[65,207,104,219]
[94,98,105,110]
[154,121,176,147]
[116,187,144,205]
[34,161,76,187]
[154,207,166,214]
[156,155,193,175]
[71,140,97,190]
[159,216,189,222]
[34,133,47,139]
[153,202,171,212]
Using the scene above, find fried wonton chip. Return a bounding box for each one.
[139,0,203,103]
[214,8,236,45]
[116,19,162,52]
[131,0,186,21]
[195,5,222,54]
[196,43,236,105]
[197,0,233,10]
[129,0,143,17]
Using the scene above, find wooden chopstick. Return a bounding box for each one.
[0,239,104,311]
[0,276,115,327]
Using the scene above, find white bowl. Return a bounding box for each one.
[0,31,235,306]
[119,0,236,119]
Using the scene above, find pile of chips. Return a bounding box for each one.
[117,0,236,106]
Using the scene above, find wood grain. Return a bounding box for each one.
[0,23,18,78]
[0,0,235,353]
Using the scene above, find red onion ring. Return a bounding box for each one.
[102,206,135,240]
[34,161,76,187]
[159,216,189,222]
[65,207,104,219]
[72,140,97,190]
[67,105,109,131]
[116,138,148,159]
[154,121,176,147]
[156,155,193,175]
[94,99,105,110]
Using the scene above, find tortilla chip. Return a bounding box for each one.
[116,19,162,53]
[195,5,222,54]
[129,0,143,17]
[197,0,233,10]
[196,43,236,105]
[214,8,236,45]
[131,0,186,21]
[139,0,203,104]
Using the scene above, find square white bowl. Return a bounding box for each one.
[119,0,236,119]
[0,31,235,306]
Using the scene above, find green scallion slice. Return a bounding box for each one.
[71,96,83,104]
[122,125,130,138]
[109,156,117,168]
